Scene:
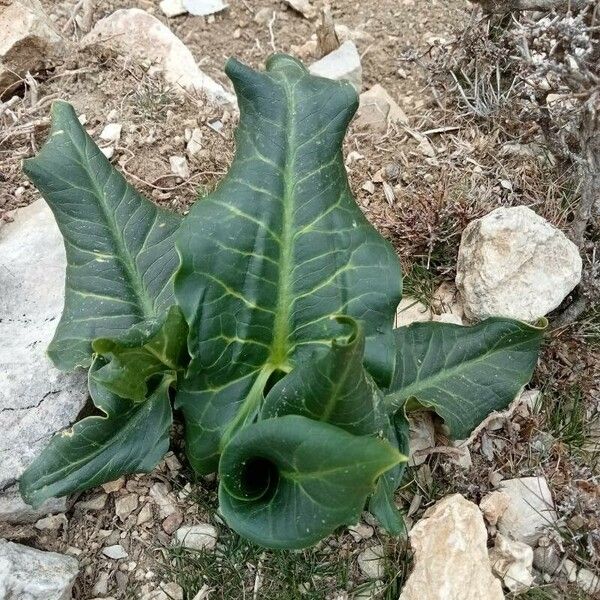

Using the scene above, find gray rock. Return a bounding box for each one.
[0,0,64,95]
[357,545,385,580]
[309,41,362,93]
[0,487,67,524]
[159,0,187,17]
[0,538,79,600]
[0,200,88,522]
[533,544,561,576]
[82,9,235,107]
[577,568,600,595]
[183,0,228,16]
[456,206,582,321]
[102,545,128,560]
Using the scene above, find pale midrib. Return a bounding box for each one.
[74,129,155,320]
[269,77,297,367]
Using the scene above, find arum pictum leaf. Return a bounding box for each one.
[218,415,402,549]
[386,318,546,439]
[261,316,387,435]
[23,101,181,371]
[368,410,410,535]
[174,55,402,473]
[19,361,173,508]
[92,306,189,402]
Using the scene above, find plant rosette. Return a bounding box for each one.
[19,54,545,550]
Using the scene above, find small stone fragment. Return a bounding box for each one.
[577,568,600,595]
[395,297,432,328]
[99,123,122,144]
[136,503,153,526]
[35,513,67,531]
[93,571,111,596]
[309,41,362,93]
[354,84,408,132]
[115,493,139,522]
[162,510,184,534]
[173,523,218,550]
[532,544,562,576]
[0,539,79,600]
[284,0,316,19]
[479,490,511,526]
[102,478,125,494]
[497,477,557,545]
[77,493,108,511]
[183,0,227,16]
[160,0,187,17]
[456,206,582,321]
[357,545,385,580]
[348,523,374,542]
[186,128,203,158]
[150,482,178,519]
[170,156,190,179]
[399,494,504,600]
[562,559,577,583]
[254,7,273,25]
[489,533,534,593]
[102,545,128,560]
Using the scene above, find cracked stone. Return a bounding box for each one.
[0,200,89,523]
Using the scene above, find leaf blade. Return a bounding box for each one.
[23,101,181,370]
[175,55,401,472]
[19,362,173,508]
[218,415,401,549]
[387,318,545,439]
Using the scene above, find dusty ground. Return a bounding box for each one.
[1,0,599,599]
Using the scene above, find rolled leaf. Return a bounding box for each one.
[19,361,173,508]
[23,101,181,371]
[261,316,387,435]
[218,415,402,549]
[92,305,189,402]
[175,54,401,472]
[386,318,546,439]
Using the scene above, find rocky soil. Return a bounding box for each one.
[1,0,599,599]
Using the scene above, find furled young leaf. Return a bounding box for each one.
[218,415,402,549]
[92,306,189,402]
[175,55,402,473]
[19,360,173,508]
[23,101,181,371]
[386,318,546,439]
[261,316,387,435]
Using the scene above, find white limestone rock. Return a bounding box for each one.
[357,545,385,580]
[160,0,187,18]
[0,539,79,600]
[489,533,534,593]
[173,523,218,551]
[0,0,64,95]
[456,206,582,321]
[309,41,362,93]
[497,477,557,545]
[395,297,432,328]
[399,494,504,600]
[183,0,228,16]
[0,201,88,522]
[83,9,235,106]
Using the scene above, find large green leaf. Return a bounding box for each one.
[261,316,387,435]
[218,415,401,549]
[19,361,173,508]
[92,305,189,402]
[23,101,181,371]
[174,55,402,473]
[386,318,545,439]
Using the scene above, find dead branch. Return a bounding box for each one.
[472,0,588,13]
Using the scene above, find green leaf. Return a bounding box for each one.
[386,318,546,440]
[23,101,182,371]
[368,410,410,535]
[218,415,402,549]
[261,316,387,435]
[92,306,189,402]
[19,361,173,508]
[175,54,402,473]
